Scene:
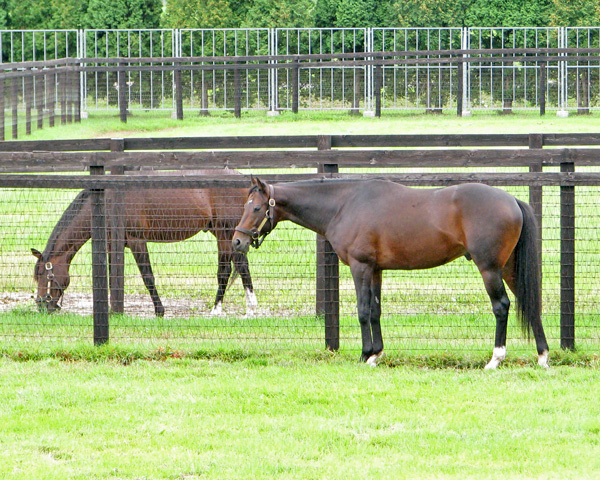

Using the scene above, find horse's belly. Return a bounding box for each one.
[378,236,467,270]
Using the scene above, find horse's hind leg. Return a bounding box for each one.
[233,251,257,316]
[129,241,165,317]
[212,236,233,316]
[480,268,511,369]
[502,255,549,368]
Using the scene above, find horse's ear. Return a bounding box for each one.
[31,248,42,259]
[252,176,268,193]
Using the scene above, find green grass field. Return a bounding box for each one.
[2,110,600,479]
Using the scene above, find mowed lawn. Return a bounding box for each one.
[2,356,600,480]
[3,111,600,479]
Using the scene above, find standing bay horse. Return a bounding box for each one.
[232,177,549,369]
[32,169,257,316]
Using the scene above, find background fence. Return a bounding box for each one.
[1,133,600,356]
[1,27,600,121]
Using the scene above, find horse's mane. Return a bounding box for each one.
[43,190,91,257]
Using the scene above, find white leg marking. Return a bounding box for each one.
[245,289,258,317]
[538,350,550,369]
[366,351,384,368]
[484,346,506,370]
[210,301,223,316]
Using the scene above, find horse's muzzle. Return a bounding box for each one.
[232,233,250,253]
[35,296,61,313]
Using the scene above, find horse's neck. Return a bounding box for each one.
[44,214,91,263]
[275,182,352,236]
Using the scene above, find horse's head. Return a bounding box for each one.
[232,177,276,253]
[31,248,70,313]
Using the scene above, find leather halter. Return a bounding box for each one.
[35,261,64,310]
[235,185,276,249]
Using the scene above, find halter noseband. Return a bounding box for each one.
[36,261,64,310]
[235,185,276,249]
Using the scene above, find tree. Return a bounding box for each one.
[162,0,237,28]
[548,0,600,26]
[464,0,551,27]
[242,0,317,28]
[85,0,162,29]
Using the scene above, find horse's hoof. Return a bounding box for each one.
[155,307,165,317]
[366,351,384,367]
[484,346,506,370]
[538,350,550,369]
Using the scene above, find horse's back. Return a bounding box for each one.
[120,169,246,242]
[330,181,522,270]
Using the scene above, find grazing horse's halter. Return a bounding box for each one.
[235,185,276,249]
[35,261,64,310]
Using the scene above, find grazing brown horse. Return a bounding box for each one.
[32,169,257,316]
[232,177,549,369]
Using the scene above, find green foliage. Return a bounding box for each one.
[391,0,475,28]
[5,0,53,29]
[84,0,162,29]
[548,0,600,26]
[162,0,237,28]
[464,0,552,27]
[242,0,317,28]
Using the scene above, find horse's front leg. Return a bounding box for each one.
[232,251,257,316]
[367,270,384,366]
[128,240,165,317]
[351,262,381,364]
[212,236,233,316]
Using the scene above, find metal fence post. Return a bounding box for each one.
[560,157,575,350]
[90,165,109,345]
[315,135,340,351]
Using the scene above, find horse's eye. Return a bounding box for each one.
[253,206,261,212]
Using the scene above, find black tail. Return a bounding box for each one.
[513,199,542,339]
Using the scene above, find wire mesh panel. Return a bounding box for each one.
[466,27,562,111]
[179,29,271,113]
[2,176,597,357]
[372,28,463,112]
[0,30,79,63]
[81,29,177,111]
[274,28,368,111]
[565,28,600,112]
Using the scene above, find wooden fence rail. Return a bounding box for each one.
[1,46,600,137]
[2,133,599,350]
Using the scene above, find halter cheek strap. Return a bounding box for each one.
[235,185,276,249]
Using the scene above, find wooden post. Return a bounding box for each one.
[90,165,109,345]
[36,73,44,130]
[0,77,4,141]
[109,139,126,315]
[291,58,299,114]
[350,67,361,115]
[66,68,73,124]
[457,60,463,116]
[12,74,18,139]
[560,158,575,350]
[61,71,67,125]
[528,133,544,265]
[25,70,32,135]
[374,64,382,118]
[315,135,340,351]
[118,62,128,123]
[233,62,241,119]
[174,62,183,120]
[74,66,81,123]
[539,62,546,116]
